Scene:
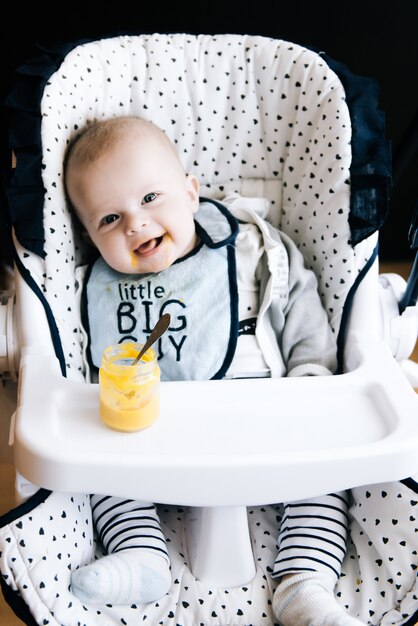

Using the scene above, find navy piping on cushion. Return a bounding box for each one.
[402,610,418,626]
[0,488,51,626]
[0,488,51,527]
[81,256,97,378]
[13,249,66,376]
[401,477,418,494]
[336,242,379,374]
[0,577,39,626]
[2,36,391,258]
[394,477,418,623]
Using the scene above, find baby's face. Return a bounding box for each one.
[67,134,199,274]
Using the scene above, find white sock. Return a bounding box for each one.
[71,549,171,605]
[273,572,365,626]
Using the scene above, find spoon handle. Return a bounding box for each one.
[132,313,171,365]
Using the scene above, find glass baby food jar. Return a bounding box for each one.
[99,342,160,432]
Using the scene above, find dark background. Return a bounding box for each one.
[1,2,417,261]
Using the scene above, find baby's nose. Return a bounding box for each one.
[126,213,148,235]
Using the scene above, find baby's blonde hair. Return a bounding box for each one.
[65,116,182,173]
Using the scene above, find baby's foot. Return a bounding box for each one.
[71,549,171,605]
[273,572,365,626]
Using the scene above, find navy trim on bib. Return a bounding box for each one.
[173,240,204,264]
[197,196,240,380]
[211,240,239,379]
[196,196,240,248]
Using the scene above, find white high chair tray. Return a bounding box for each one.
[13,336,418,506]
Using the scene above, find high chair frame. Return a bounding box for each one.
[1,32,418,626]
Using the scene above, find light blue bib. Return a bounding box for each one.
[84,199,239,381]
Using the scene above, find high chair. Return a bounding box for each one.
[0,33,418,626]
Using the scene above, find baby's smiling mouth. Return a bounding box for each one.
[134,235,164,257]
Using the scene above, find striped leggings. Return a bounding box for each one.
[272,491,349,582]
[91,495,170,564]
[92,491,348,582]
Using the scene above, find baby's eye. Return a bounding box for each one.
[142,193,158,204]
[100,214,119,227]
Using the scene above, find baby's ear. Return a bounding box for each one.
[186,174,200,210]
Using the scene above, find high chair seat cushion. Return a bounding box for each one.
[1,483,417,625]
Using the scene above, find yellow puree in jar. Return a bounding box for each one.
[99,343,160,432]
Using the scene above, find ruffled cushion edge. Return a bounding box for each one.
[2,39,89,258]
[315,50,392,246]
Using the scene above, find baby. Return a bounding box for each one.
[65,116,364,625]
